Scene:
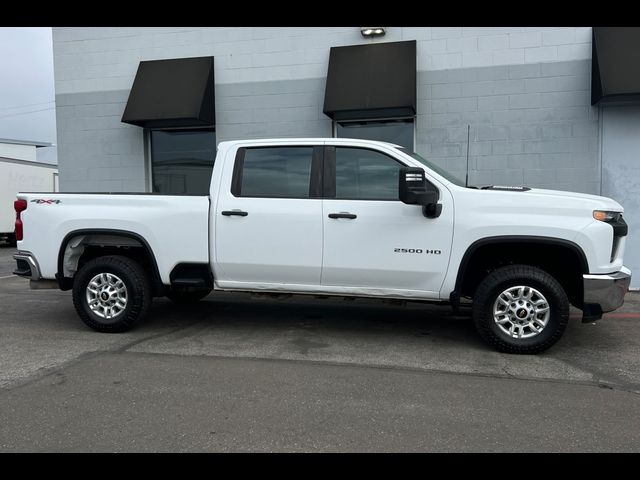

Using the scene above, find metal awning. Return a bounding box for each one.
[592,27,640,105]
[323,40,416,121]
[122,56,215,128]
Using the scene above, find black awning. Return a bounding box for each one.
[122,56,215,128]
[323,40,416,121]
[592,27,640,105]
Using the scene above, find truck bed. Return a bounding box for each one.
[16,192,211,284]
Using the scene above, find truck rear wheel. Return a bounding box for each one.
[472,264,569,354]
[72,255,151,332]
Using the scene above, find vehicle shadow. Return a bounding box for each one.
[144,291,485,352]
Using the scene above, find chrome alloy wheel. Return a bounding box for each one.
[86,272,128,320]
[493,285,550,339]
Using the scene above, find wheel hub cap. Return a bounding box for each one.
[493,285,550,339]
[86,272,128,320]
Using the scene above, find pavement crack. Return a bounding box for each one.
[112,318,206,354]
[549,354,640,396]
[500,366,516,379]
[109,350,640,396]
[0,318,206,393]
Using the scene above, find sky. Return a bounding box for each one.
[0,27,57,164]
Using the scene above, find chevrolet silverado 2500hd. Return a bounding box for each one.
[12,138,631,353]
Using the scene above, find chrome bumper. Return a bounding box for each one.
[583,266,632,313]
[13,251,42,280]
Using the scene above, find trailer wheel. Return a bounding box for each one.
[72,255,151,332]
[473,264,569,354]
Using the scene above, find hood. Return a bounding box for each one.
[462,186,624,213]
[523,188,622,211]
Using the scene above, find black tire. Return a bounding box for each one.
[472,264,569,354]
[166,288,211,305]
[72,255,151,332]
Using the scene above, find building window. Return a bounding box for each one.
[150,129,216,195]
[335,118,415,150]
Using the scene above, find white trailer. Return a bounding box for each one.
[1,157,58,245]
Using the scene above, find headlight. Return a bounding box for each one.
[593,210,621,222]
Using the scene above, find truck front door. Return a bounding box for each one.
[320,145,454,298]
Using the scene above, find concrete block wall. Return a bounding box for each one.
[215,78,330,142]
[54,79,332,192]
[417,60,599,193]
[55,90,146,191]
[52,27,598,193]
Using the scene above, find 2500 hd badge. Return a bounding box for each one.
[394,248,442,254]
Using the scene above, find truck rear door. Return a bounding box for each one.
[214,143,323,288]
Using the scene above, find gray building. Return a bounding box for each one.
[52,27,639,287]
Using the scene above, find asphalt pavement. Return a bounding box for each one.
[1,245,639,452]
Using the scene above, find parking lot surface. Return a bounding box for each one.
[0,246,639,452]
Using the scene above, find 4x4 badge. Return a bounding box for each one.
[30,199,61,204]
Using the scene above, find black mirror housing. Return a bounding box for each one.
[399,167,441,218]
[399,167,426,204]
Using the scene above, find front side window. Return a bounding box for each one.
[235,147,314,198]
[334,147,403,201]
[335,119,414,149]
[397,147,465,187]
[150,129,216,195]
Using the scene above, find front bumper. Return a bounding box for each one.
[583,266,632,320]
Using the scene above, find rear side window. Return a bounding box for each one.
[233,147,314,198]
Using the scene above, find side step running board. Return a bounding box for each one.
[171,278,207,287]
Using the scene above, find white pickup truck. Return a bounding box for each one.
[12,138,631,353]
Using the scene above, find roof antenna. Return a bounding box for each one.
[465,124,470,188]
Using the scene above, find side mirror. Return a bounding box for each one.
[399,167,442,218]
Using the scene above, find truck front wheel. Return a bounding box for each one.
[72,255,151,332]
[472,264,569,354]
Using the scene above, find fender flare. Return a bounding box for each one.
[450,235,589,302]
[56,228,162,291]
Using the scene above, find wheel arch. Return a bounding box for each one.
[56,228,163,294]
[452,235,589,307]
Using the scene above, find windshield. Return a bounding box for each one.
[396,147,466,187]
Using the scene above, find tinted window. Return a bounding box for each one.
[238,147,313,198]
[151,129,216,195]
[397,147,465,187]
[335,148,402,200]
[336,119,414,149]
